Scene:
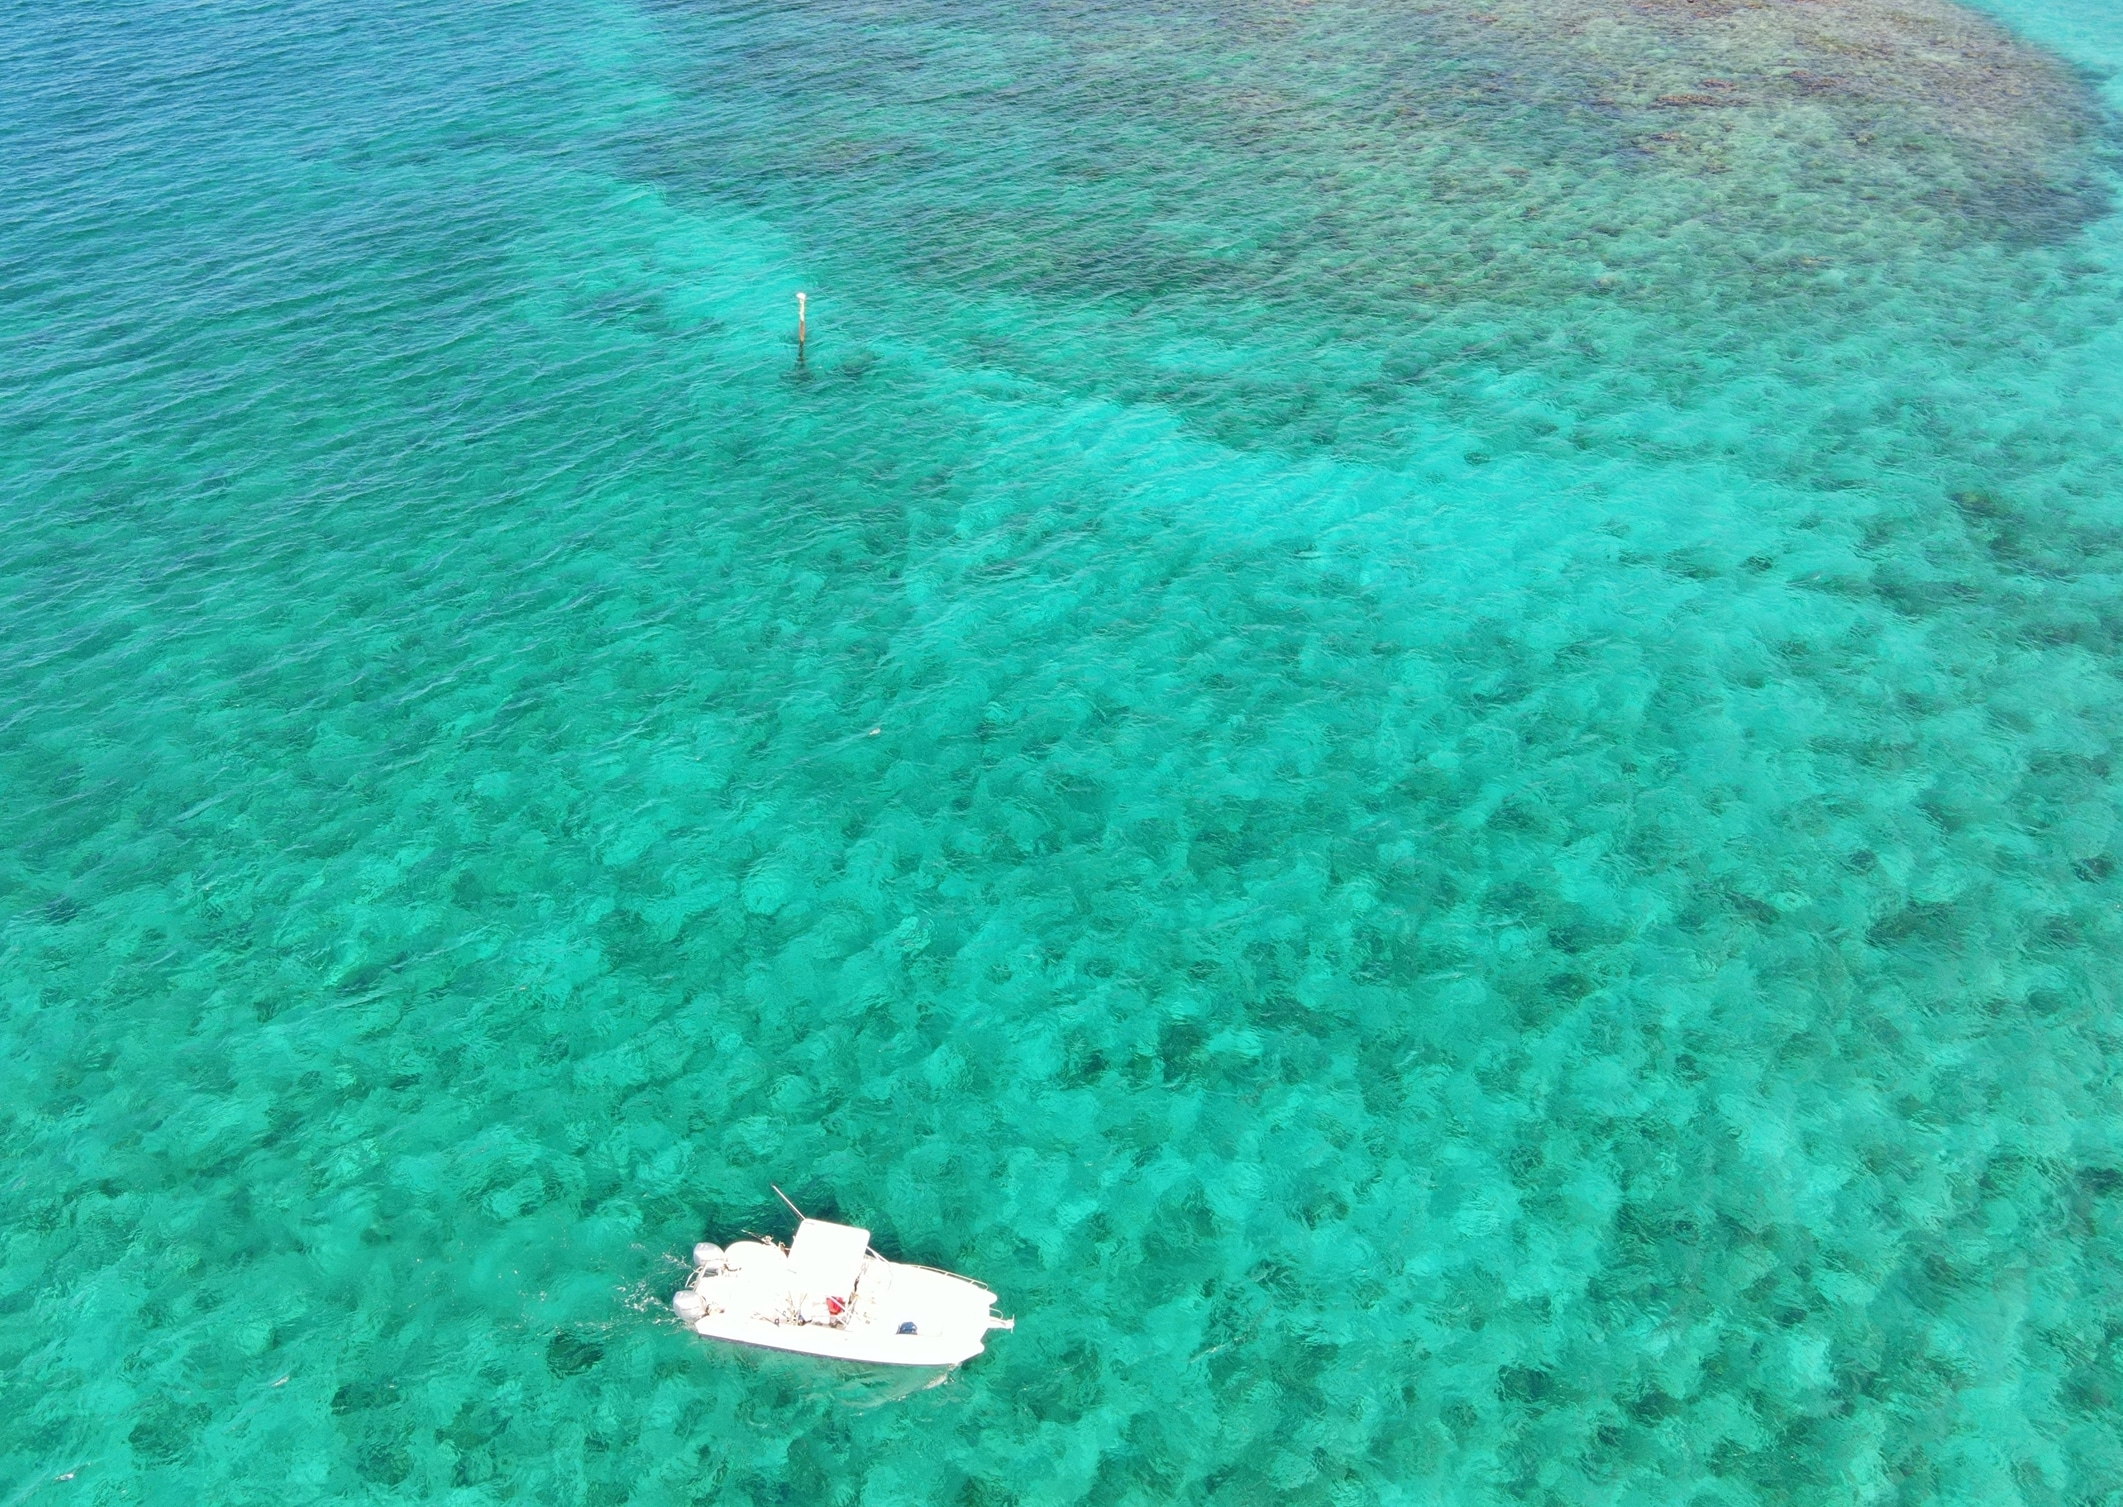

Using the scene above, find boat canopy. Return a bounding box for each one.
[787,1218,869,1301]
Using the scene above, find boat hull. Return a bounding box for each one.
[692,1311,991,1368]
[676,1225,1013,1369]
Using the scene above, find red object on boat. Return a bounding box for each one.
[826,1296,844,1315]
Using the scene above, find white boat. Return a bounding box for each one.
[672,1209,1014,1369]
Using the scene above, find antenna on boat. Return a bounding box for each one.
[771,1184,806,1224]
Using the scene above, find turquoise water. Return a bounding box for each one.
[6,0,2123,1498]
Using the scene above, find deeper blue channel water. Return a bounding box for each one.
[6,0,2123,1500]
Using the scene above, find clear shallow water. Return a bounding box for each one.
[5,0,2123,1499]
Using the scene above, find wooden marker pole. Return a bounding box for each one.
[795,291,807,353]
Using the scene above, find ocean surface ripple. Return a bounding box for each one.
[4,0,2123,1500]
